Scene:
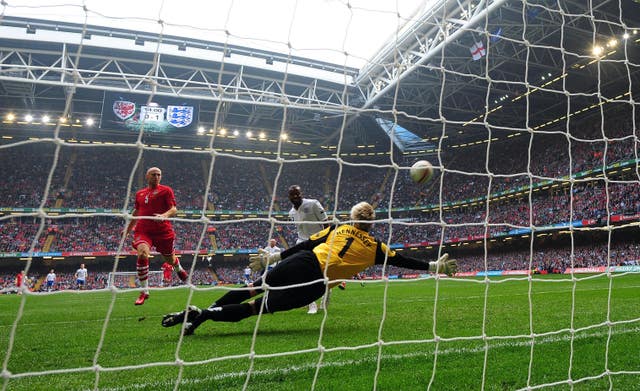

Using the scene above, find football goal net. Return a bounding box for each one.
[1,0,639,390]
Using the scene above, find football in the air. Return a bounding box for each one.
[409,160,434,184]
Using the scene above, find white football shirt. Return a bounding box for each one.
[263,244,282,256]
[289,198,327,244]
[76,267,88,281]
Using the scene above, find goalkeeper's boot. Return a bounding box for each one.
[134,292,149,306]
[177,269,188,282]
[162,305,202,327]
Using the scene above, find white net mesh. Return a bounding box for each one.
[1,0,639,390]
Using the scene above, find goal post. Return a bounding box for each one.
[107,271,164,289]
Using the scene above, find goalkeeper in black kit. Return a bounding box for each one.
[162,202,457,335]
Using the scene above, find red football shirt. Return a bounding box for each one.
[161,262,174,280]
[133,184,176,233]
[16,272,23,287]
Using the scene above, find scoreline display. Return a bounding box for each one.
[100,91,200,133]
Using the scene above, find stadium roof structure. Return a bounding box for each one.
[361,0,640,144]
[0,0,639,156]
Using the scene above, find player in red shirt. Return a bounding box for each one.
[161,261,174,287]
[15,270,25,294]
[124,167,188,305]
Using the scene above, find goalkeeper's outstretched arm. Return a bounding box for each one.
[381,246,457,276]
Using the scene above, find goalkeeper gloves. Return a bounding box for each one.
[248,249,281,272]
[429,253,457,276]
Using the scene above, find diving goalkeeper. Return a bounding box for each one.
[162,201,457,335]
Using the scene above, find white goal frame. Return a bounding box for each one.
[107,271,164,289]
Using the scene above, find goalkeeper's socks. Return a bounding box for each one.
[202,303,253,322]
[209,288,252,308]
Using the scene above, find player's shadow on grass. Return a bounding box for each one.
[183,324,341,338]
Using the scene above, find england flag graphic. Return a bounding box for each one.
[167,105,194,128]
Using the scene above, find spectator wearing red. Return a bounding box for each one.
[161,261,174,287]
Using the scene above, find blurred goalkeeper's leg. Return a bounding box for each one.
[183,303,255,336]
[207,282,263,309]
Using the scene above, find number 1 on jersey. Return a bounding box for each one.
[338,237,355,258]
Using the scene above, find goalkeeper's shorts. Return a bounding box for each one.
[257,250,326,314]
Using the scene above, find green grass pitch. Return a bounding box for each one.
[1,273,639,390]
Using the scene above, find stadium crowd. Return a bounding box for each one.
[1,116,637,213]
[2,169,637,256]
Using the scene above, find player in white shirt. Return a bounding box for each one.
[243,266,252,284]
[288,187,327,244]
[263,239,282,271]
[75,263,88,290]
[45,269,56,292]
[287,185,331,314]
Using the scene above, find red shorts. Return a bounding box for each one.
[133,230,175,255]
